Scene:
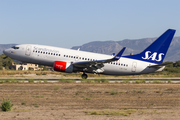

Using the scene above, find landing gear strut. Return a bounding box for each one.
[81,73,88,79]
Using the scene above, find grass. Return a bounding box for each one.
[122,79,130,83]
[58,79,75,83]
[28,79,34,83]
[83,110,136,116]
[32,103,39,108]
[152,80,162,84]
[135,79,146,84]
[43,79,47,83]
[83,110,171,116]
[0,98,13,112]
[154,90,161,93]
[76,91,79,95]
[168,79,172,83]
[5,79,10,83]
[81,79,94,83]
[85,98,91,100]
[21,102,26,105]
[2,69,180,78]
[42,72,47,75]
[0,80,3,84]
[101,79,109,83]
[33,96,44,98]
[110,90,118,95]
[54,86,60,90]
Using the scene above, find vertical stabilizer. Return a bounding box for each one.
[123,29,176,64]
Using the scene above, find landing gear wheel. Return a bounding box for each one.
[81,73,88,79]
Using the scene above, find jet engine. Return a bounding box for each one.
[53,61,73,73]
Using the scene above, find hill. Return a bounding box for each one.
[71,37,180,62]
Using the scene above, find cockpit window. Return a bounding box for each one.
[11,46,19,49]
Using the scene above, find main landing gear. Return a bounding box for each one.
[81,72,88,79]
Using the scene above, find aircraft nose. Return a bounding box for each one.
[3,49,8,55]
[3,49,6,54]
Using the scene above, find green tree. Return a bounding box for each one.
[173,60,180,67]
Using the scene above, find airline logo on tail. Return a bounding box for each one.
[142,51,164,62]
[123,29,176,64]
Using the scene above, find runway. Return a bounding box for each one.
[1,78,179,83]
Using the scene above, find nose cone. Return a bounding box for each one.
[3,49,7,55]
[3,49,10,56]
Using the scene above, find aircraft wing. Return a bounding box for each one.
[73,47,126,68]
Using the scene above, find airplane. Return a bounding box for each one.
[3,29,176,79]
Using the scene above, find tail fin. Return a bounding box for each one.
[123,29,176,64]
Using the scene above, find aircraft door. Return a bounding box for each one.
[131,62,137,72]
[25,45,31,56]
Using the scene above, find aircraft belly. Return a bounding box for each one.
[30,55,53,66]
[103,64,132,75]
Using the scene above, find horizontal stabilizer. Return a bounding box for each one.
[149,62,174,68]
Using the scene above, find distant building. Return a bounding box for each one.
[11,63,42,71]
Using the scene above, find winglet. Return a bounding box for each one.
[112,47,126,60]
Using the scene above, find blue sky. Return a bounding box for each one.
[0,0,180,48]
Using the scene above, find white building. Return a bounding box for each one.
[11,63,42,71]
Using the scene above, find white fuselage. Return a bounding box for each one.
[3,44,164,75]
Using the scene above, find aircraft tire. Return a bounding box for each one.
[81,73,88,79]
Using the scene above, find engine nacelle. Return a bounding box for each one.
[53,61,73,73]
